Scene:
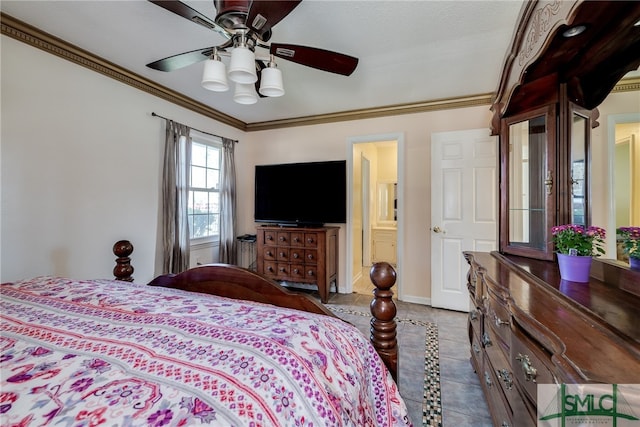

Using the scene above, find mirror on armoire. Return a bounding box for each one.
[492,0,640,263]
[614,120,640,263]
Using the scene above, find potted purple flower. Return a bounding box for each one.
[617,226,640,270]
[551,224,606,282]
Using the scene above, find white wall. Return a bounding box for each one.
[1,36,243,283]
[239,110,492,300]
[1,33,491,302]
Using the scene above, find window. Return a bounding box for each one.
[188,133,221,241]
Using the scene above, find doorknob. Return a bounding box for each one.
[432,226,443,233]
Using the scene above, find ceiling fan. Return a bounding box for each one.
[146,0,359,102]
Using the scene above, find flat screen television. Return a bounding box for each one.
[255,160,347,226]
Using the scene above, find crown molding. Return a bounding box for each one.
[245,94,495,131]
[1,12,245,130]
[610,77,640,94]
[3,12,637,132]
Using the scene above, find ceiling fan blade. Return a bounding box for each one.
[147,46,216,72]
[246,1,302,40]
[148,0,231,40]
[270,43,358,76]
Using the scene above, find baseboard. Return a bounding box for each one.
[400,295,431,306]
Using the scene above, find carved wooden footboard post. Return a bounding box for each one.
[369,262,398,382]
[113,240,134,281]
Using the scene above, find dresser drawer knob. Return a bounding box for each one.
[279,236,285,242]
[472,344,480,355]
[307,254,314,260]
[267,266,274,272]
[501,422,510,427]
[266,235,273,241]
[515,353,537,383]
[496,368,513,390]
[307,238,314,243]
[307,270,315,277]
[279,267,286,273]
[293,268,299,274]
[293,253,299,259]
[279,252,285,257]
[469,310,478,321]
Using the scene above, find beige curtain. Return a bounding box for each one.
[162,119,191,273]
[219,137,237,264]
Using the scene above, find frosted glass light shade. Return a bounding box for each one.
[201,58,229,92]
[259,66,285,97]
[228,46,257,84]
[233,83,258,104]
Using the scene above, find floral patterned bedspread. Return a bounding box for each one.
[0,277,410,426]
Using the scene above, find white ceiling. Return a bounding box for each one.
[1,0,527,124]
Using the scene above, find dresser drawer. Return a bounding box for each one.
[470,324,483,375]
[263,261,277,278]
[304,266,317,281]
[290,232,305,246]
[510,328,557,405]
[482,358,513,427]
[290,248,304,262]
[277,247,289,261]
[304,233,319,247]
[263,246,277,260]
[263,230,277,244]
[276,263,290,278]
[290,264,306,280]
[483,328,517,411]
[277,232,290,245]
[486,291,511,348]
[304,249,318,264]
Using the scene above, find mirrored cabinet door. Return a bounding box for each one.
[500,105,557,260]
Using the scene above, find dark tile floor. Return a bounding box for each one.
[324,291,493,427]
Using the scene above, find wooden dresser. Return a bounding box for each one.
[256,226,338,303]
[465,251,640,427]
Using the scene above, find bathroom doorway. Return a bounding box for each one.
[347,134,403,297]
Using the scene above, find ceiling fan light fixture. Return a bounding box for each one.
[201,56,229,92]
[233,82,258,105]
[259,63,285,97]
[228,45,257,84]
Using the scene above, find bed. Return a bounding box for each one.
[1,241,409,426]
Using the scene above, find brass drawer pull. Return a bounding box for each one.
[494,313,509,327]
[515,353,537,383]
[484,371,493,387]
[482,332,492,347]
[496,368,513,390]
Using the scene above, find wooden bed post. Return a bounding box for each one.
[113,240,134,282]
[369,262,398,382]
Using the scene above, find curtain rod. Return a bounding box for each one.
[151,112,238,143]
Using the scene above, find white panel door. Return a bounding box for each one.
[431,129,498,311]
